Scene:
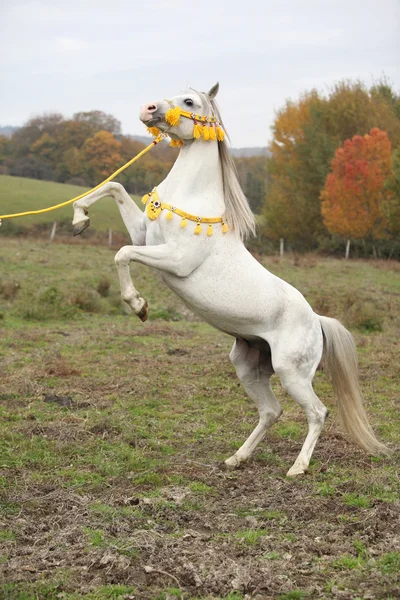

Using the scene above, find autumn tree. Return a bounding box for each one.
[383,147,400,240]
[320,128,393,256]
[263,80,400,249]
[81,130,122,184]
[263,91,327,246]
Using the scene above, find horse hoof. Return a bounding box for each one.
[137,301,149,322]
[73,219,90,236]
[286,465,307,477]
[225,455,241,469]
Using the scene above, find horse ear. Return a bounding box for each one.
[207,82,219,100]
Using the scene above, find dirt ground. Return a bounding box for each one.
[0,241,399,599]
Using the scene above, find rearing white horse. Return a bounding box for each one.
[72,83,387,476]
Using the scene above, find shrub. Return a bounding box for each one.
[18,286,77,321]
[69,289,102,313]
[0,280,20,300]
[97,276,111,297]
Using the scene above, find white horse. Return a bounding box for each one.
[72,83,387,476]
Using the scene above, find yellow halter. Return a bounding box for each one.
[142,189,228,236]
[147,104,225,147]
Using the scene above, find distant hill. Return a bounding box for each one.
[230,147,270,158]
[0,126,18,138]
[0,175,140,232]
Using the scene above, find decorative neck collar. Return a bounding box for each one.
[142,188,228,236]
[147,103,225,147]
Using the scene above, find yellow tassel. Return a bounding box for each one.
[216,126,225,141]
[203,124,210,141]
[194,222,202,235]
[142,193,150,205]
[193,123,202,139]
[222,222,229,233]
[166,210,173,221]
[169,139,183,147]
[147,127,160,137]
[209,125,216,140]
[207,224,213,236]
[180,217,187,228]
[165,106,182,126]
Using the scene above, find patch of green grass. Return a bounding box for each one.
[315,482,336,496]
[84,527,106,548]
[378,551,400,574]
[0,530,15,541]
[332,554,365,570]
[263,550,280,560]
[278,592,307,600]
[273,421,303,440]
[235,529,269,545]
[343,492,372,509]
[189,481,214,494]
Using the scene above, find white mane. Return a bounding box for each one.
[198,92,257,240]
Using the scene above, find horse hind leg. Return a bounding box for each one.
[225,338,282,468]
[278,371,329,477]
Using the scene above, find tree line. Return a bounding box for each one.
[1,80,399,257]
[0,110,267,214]
[262,80,400,257]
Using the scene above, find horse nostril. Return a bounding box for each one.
[147,104,157,112]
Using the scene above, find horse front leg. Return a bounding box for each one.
[114,243,201,321]
[72,182,146,245]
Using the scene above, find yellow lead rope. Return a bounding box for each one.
[0,134,166,221]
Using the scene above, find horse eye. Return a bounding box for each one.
[184,99,194,107]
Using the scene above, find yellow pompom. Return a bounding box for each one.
[207,224,213,236]
[193,123,202,139]
[180,217,187,228]
[216,126,225,141]
[147,127,160,137]
[142,193,150,205]
[203,125,210,141]
[165,106,182,126]
[222,222,229,233]
[209,125,216,140]
[166,210,173,221]
[169,139,183,147]
[194,222,202,235]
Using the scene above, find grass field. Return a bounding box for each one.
[0,175,140,233]
[0,238,399,599]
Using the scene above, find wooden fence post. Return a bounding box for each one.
[50,221,57,242]
[345,239,350,260]
[280,238,284,258]
[108,228,113,247]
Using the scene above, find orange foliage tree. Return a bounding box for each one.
[320,128,393,244]
[81,131,122,184]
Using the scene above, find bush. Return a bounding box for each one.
[17,286,77,321]
[0,280,20,300]
[97,276,111,297]
[69,289,102,313]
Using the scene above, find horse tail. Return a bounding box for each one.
[318,315,389,455]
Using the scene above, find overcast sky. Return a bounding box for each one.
[0,0,399,147]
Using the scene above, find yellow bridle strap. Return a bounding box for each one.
[163,105,225,143]
[143,189,229,236]
[179,110,218,123]
[0,134,166,221]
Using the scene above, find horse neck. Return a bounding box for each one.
[159,139,225,215]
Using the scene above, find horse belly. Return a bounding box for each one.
[160,259,297,337]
